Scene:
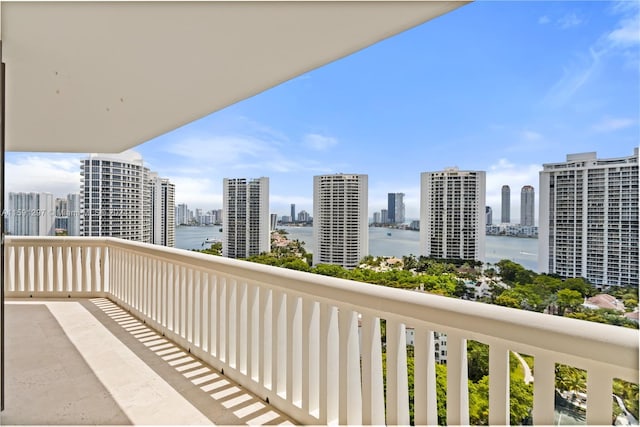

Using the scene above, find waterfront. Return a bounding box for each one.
[176,225,539,271]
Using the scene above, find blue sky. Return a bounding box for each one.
[6,1,639,222]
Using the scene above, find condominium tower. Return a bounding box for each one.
[420,168,486,261]
[149,172,176,247]
[520,185,535,226]
[81,151,175,246]
[387,192,406,224]
[501,185,510,224]
[313,174,368,269]
[539,149,639,288]
[7,192,55,236]
[222,177,270,259]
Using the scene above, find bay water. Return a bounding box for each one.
[176,225,539,271]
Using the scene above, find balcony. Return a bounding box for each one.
[2,236,638,425]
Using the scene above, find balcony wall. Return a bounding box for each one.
[4,236,639,425]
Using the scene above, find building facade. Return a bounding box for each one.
[7,192,55,236]
[501,185,510,224]
[81,151,174,245]
[387,192,406,224]
[313,174,368,269]
[67,193,81,236]
[222,177,270,259]
[520,185,535,227]
[149,172,175,247]
[420,168,486,261]
[539,149,639,288]
[485,206,492,226]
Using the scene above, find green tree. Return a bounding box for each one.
[556,289,583,315]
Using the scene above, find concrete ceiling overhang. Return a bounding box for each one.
[1,1,469,153]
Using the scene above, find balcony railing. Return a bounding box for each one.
[4,236,639,425]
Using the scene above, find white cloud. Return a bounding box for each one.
[6,155,82,197]
[486,159,542,225]
[543,47,601,107]
[592,117,637,132]
[520,130,543,141]
[168,176,220,210]
[538,15,550,25]
[303,134,338,151]
[557,13,583,29]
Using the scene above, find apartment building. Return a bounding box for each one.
[313,174,368,269]
[420,168,486,262]
[539,149,639,288]
[222,177,270,259]
[7,192,55,236]
[81,151,174,246]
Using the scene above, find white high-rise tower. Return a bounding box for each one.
[313,174,368,269]
[539,149,639,288]
[420,168,486,261]
[223,177,270,259]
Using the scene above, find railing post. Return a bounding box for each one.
[586,363,612,425]
[338,309,362,425]
[488,344,510,425]
[447,332,469,425]
[361,315,384,425]
[532,355,555,425]
[414,328,437,425]
[386,319,409,425]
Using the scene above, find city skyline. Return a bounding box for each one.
[4,1,638,221]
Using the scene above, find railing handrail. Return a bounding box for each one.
[5,235,638,375]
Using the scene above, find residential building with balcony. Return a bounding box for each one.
[539,149,639,288]
[313,174,368,269]
[501,184,511,224]
[222,177,270,259]
[521,185,535,226]
[6,192,55,236]
[420,168,486,262]
[149,172,176,247]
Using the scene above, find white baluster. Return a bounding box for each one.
[319,303,339,425]
[386,319,409,425]
[532,355,555,425]
[302,299,320,417]
[446,332,469,425]
[287,294,302,407]
[338,308,362,425]
[488,344,510,425]
[414,328,437,426]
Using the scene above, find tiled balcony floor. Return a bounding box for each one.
[2,298,296,425]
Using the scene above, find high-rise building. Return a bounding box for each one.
[81,151,174,246]
[420,168,486,261]
[55,197,69,231]
[149,172,175,247]
[176,203,188,226]
[297,210,310,223]
[373,212,381,224]
[81,152,147,240]
[387,192,406,224]
[501,185,510,224]
[520,185,535,227]
[270,213,278,231]
[381,209,389,224]
[539,149,639,288]
[313,174,368,269]
[222,177,270,259]
[7,192,55,236]
[67,193,81,236]
[291,204,296,223]
[485,206,493,226]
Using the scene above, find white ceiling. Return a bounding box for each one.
[1,1,468,153]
